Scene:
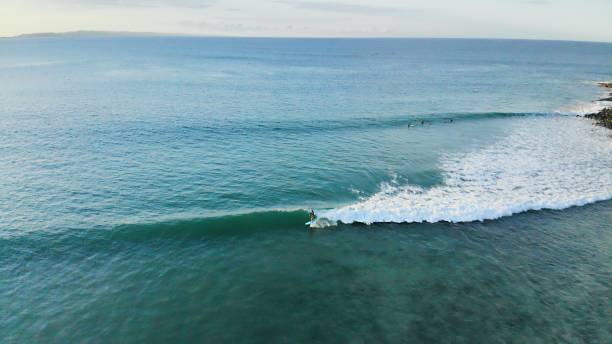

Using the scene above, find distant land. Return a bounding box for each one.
[1,30,183,39]
[2,31,612,43]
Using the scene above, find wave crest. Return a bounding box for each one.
[318,116,612,225]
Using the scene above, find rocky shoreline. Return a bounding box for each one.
[583,82,612,129]
[585,108,612,129]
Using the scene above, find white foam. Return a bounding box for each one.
[556,81,612,116]
[555,101,610,116]
[0,61,64,69]
[319,116,612,225]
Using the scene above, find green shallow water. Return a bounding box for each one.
[2,201,610,343]
[1,37,611,342]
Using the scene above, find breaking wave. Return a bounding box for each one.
[556,101,610,116]
[318,116,612,225]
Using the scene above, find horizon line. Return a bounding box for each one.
[2,30,611,44]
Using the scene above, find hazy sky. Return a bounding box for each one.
[2,0,612,41]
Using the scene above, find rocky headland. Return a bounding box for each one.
[584,82,612,129]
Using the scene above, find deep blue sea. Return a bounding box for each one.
[1,36,611,343]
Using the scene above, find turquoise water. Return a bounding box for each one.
[1,37,611,342]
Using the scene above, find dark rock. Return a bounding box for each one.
[584,107,612,129]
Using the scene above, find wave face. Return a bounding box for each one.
[319,116,612,225]
[108,210,308,240]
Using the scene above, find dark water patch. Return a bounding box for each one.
[162,111,537,138]
[108,209,309,241]
[21,111,537,144]
[2,201,610,342]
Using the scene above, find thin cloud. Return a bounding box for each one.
[276,1,427,14]
[178,20,281,32]
[58,0,217,8]
[519,0,551,4]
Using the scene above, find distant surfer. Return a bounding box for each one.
[309,209,316,223]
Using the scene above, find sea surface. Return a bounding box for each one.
[1,37,611,343]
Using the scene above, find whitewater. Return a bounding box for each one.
[319,115,612,225]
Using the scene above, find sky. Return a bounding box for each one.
[2,0,612,42]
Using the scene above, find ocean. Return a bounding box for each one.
[1,36,611,343]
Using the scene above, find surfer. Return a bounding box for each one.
[309,209,316,223]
